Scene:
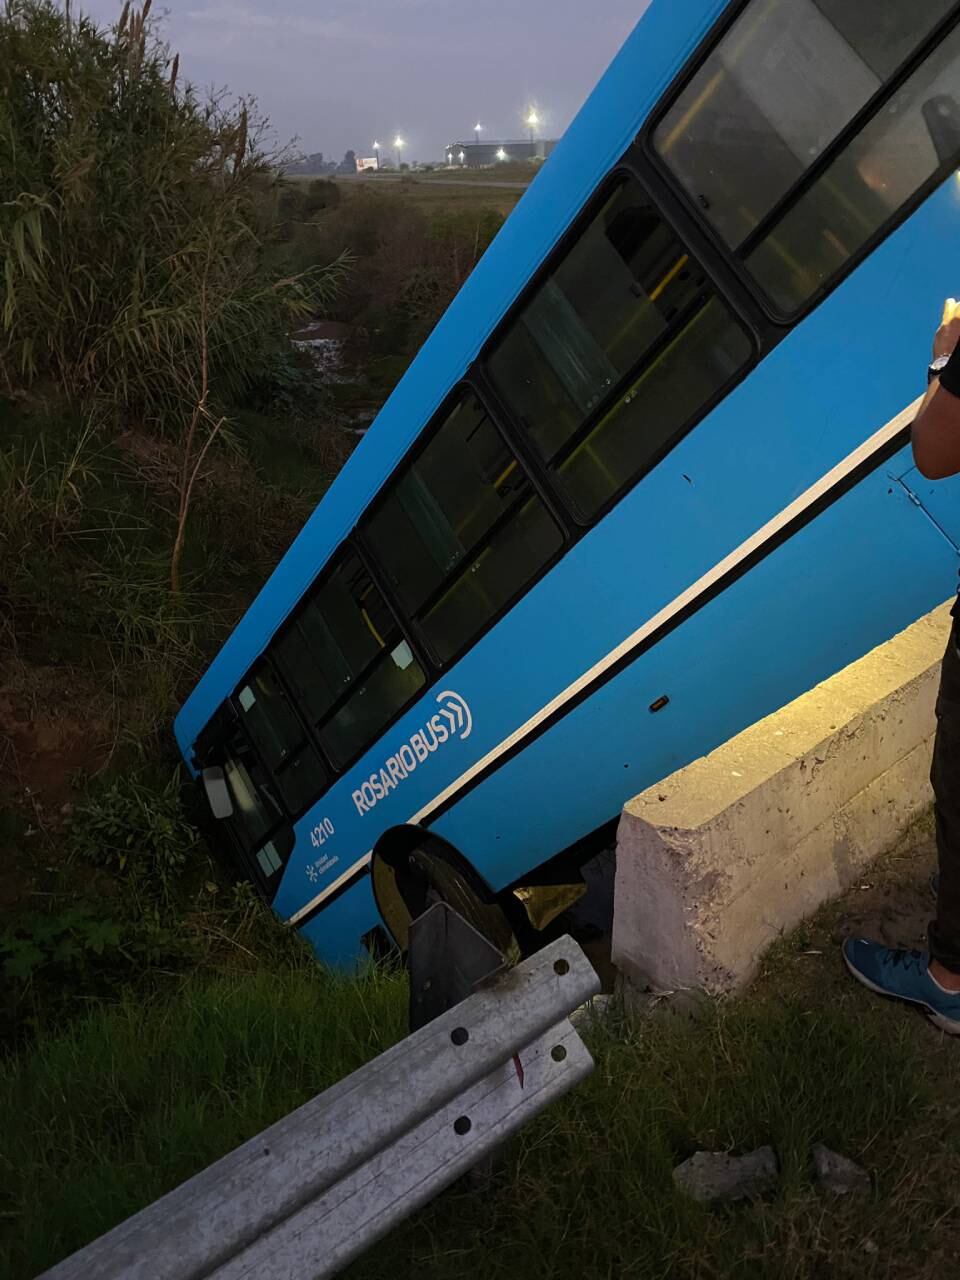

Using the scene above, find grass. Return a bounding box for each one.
[0,397,341,693]
[0,965,947,1280]
[334,176,523,220]
[410,163,537,184]
[6,825,960,1280]
[345,997,954,1280]
[0,964,407,1278]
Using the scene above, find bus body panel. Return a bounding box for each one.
[288,451,956,967]
[433,469,957,894]
[173,0,728,759]
[298,875,380,971]
[176,0,960,968]
[900,467,960,552]
[271,181,960,935]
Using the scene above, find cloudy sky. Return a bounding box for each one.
[80,0,650,163]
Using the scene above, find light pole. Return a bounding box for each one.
[373,140,381,170]
[474,121,483,146]
[394,134,405,168]
[459,150,466,166]
[526,107,540,148]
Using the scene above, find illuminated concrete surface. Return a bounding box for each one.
[613,602,954,996]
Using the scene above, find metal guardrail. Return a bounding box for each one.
[40,934,600,1280]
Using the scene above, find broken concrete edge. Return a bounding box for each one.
[612,600,953,998]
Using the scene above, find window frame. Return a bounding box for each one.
[643,0,960,322]
[356,378,571,671]
[194,702,296,898]
[478,163,761,528]
[266,539,433,779]
[192,108,790,834]
[198,376,570,830]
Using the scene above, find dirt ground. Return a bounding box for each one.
[0,662,111,912]
[764,814,939,978]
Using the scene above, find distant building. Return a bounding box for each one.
[443,139,559,168]
[286,151,335,176]
[356,156,379,173]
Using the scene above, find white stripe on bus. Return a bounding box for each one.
[285,397,920,927]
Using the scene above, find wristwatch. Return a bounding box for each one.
[929,353,952,383]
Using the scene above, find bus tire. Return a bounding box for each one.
[370,832,520,963]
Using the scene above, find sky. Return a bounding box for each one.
[80,0,651,163]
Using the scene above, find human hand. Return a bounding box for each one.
[933,297,960,359]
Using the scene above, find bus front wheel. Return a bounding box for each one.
[370,834,520,964]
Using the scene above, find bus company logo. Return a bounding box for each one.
[351,689,473,816]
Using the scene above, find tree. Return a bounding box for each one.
[338,150,358,174]
[285,151,331,176]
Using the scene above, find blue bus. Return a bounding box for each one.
[176,0,960,968]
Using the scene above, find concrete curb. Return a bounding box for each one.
[612,602,953,996]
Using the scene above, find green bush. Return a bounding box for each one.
[0,901,188,1049]
[298,190,506,354]
[303,178,341,215]
[71,770,198,906]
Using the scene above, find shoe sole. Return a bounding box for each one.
[842,947,960,1036]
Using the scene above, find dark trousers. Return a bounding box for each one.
[929,617,960,971]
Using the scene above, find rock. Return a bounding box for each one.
[673,1147,779,1203]
[812,1144,871,1196]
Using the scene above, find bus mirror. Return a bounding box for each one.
[202,766,234,820]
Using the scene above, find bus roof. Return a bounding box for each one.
[174,0,725,757]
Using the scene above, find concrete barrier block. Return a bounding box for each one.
[612,603,952,997]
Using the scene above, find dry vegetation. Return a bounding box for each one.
[0,0,510,1076]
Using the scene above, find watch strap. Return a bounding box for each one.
[940,345,960,397]
[930,355,950,384]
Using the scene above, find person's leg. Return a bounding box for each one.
[843,617,960,1032]
[928,620,960,986]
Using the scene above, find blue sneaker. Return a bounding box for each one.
[842,938,960,1035]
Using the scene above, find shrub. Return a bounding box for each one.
[303,178,341,215]
[0,901,189,1049]
[0,0,345,425]
[71,769,198,906]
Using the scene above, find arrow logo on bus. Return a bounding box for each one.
[435,690,473,741]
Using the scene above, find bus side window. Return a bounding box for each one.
[486,176,752,522]
[655,0,960,312]
[362,389,564,666]
[273,550,427,768]
[235,664,329,817]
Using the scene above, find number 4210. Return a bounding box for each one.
[310,818,335,848]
